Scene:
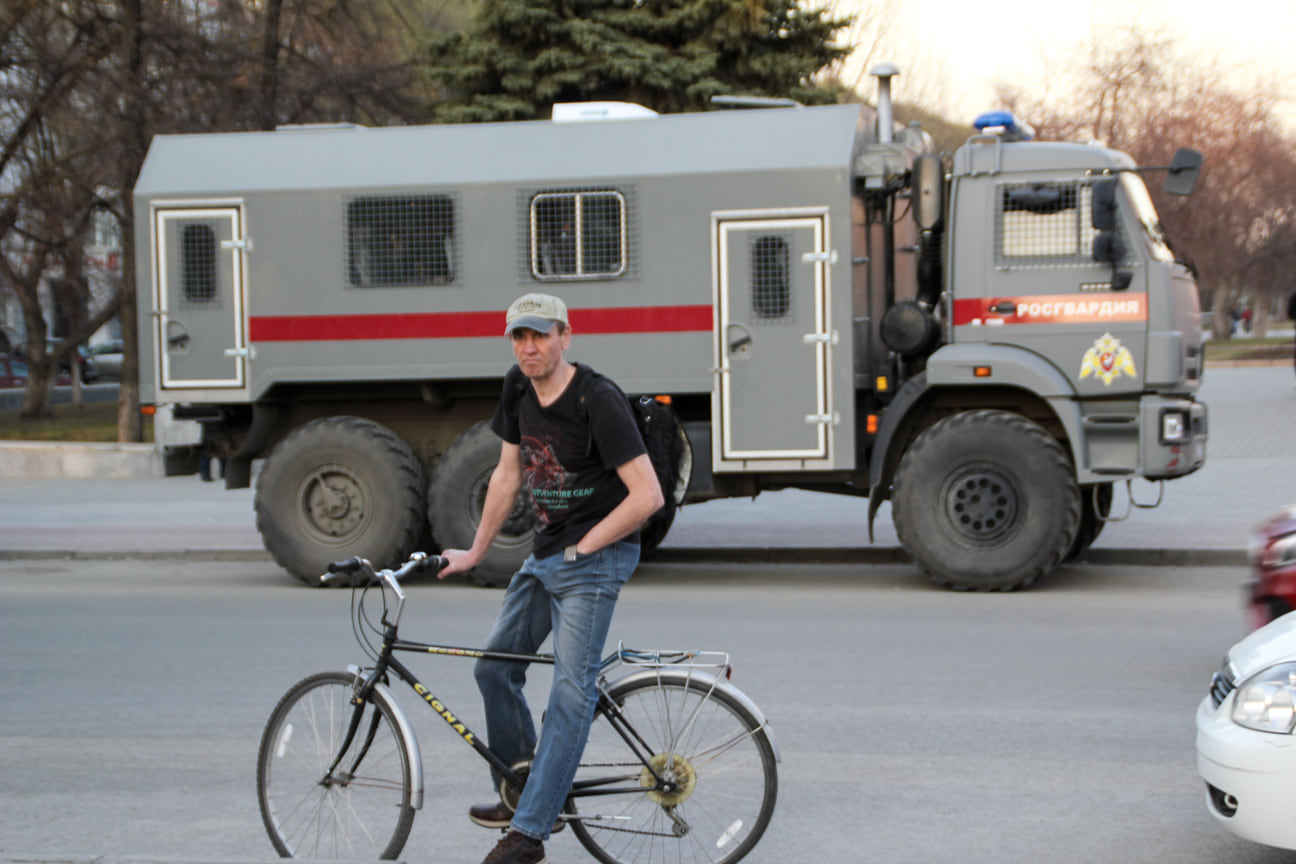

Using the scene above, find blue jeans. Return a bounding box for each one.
[474,539,638,841]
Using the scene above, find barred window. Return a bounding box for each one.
[751,235,790,319]
[181,223,218,303]
[530,190,626,280]
[995,181,1128,270]
[346,195,457,287]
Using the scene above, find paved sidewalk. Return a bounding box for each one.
[1,365,1293,565]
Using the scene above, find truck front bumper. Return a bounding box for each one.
[1142,395,1207,479]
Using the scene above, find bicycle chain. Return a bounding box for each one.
[572,762,678,839]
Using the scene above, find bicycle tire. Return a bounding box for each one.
[569,673,778,864]
[257,671,416,859]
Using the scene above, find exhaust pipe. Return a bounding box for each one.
[871,62,900,143]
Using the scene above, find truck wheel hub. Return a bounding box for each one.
[305,468,364,536]
[942,466,1019,543]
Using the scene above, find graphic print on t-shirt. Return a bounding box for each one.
[520,434,592,525]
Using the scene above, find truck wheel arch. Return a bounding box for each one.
[868,344,1087,531]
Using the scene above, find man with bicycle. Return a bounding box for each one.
[440,292,664,864]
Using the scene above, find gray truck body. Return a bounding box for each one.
[134,80,1207,589]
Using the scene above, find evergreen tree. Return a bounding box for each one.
[425,0,851,121]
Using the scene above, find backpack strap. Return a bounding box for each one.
[573,364,605,456]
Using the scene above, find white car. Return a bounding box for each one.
[1197,612,1296,849]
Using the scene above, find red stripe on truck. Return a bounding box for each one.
[248,305,715,342]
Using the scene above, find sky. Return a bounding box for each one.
[845,0,1296,126]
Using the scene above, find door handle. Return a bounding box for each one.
[801,250,838,264]
[726,322,754,355]
[988,301,1016,315]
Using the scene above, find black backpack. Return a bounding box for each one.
[575,370,686,520]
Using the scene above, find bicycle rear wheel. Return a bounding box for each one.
[569,673,778,864]
[257,671,416,859]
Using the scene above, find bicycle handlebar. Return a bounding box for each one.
[319,553,447,632]
[321,552,446,586]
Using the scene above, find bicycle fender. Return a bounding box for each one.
[608,667,781,763]
[349,665,425,809]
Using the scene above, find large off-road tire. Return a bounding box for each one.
[254,417,427,586]
[892,410,1080,591]
[1066,483,1113,561]
[428,420,534,588]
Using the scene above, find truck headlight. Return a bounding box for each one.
[1159,409,1190,444]
[1233,662,1296,733]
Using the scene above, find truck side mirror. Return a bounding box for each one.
[1093,231,1125,264]
[1165,148,1203,196]
[1093,231,1133,291]
[1091,180,1118,232]
[912,153,944,232]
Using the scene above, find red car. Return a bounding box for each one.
[1247,506,1296,630]
[0,354,72,388]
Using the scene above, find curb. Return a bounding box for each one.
[0,546,1248,567]
[648,546,1248,567]
[0,858,390,864]
[0,440,162,479]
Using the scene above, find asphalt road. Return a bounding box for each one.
[0,556,1289,864]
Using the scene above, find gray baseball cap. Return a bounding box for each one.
[505,292,569,334]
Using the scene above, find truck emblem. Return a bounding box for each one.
[1079,333,1137,385]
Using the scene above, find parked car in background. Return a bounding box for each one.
[1246,506,1296,631]
[0,354,72,388]
[1197,612,1296,851]
[17,340,98,384]
[87,339,123,379]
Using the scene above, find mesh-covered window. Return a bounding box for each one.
[346,194,457,287]
[530,189,627,280]
[181,223,218,303]
[751,234,791,319]
[995,181,1133,269]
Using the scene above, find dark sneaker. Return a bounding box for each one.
[469,801,513,829]
[469,801,566,833]
[481,830,546,864]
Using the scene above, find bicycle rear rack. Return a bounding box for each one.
[608,642,730,671]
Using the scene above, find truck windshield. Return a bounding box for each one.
[1120,174,1175,263]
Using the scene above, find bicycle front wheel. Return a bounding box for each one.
[569,673,778,864]
[257,671,416,859]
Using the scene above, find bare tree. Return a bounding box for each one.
[1011,28,1296,340]
[1,0,464,432]
[823,0,957,116]
[0,3,120,416]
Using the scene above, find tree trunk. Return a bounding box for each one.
[1209,284,1235,340]
[257,0,284,131]
[116,0,144,443]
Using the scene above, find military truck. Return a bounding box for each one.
[134,65,1207,590]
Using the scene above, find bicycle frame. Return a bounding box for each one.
[329,610,676,809]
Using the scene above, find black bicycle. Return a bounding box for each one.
[255,552,779,864]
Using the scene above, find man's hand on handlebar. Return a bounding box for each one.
[437,548,478,579]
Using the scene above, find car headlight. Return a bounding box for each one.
[1233,662,1296,733]
[1261,533,1296,570]
[1159,409,1190,444]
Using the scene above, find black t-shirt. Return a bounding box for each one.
[491,362,646,558]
